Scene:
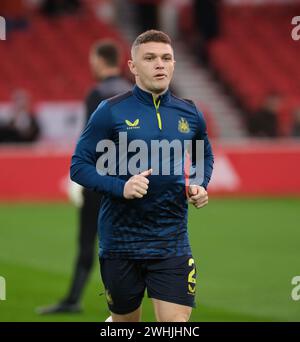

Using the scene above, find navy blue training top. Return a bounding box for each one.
[71,85,214,259]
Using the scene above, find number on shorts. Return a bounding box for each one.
[188,258,196,294]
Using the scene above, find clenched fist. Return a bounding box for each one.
[123,169,152,199]
[188,185,208,208]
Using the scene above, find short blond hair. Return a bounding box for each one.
[131,30,172,57]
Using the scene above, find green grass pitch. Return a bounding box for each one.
[0,198,299,322]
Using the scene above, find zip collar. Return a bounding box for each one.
[132,85,170,106]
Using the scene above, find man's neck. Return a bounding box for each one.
[98,68,120,81]
[136,82,168,99]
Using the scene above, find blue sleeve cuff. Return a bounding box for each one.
[111,177,126,198]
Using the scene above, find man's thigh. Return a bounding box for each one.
[152,298,192,322]
[146,256,197,311]
[100,258,146,316]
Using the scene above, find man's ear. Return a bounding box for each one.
[172,59,176,71]
[128,60,138,76]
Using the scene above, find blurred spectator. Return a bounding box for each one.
[93,0,116,24]
[160,0,181,39]
[0,90,40,143]
[36,40,132,314]
[291,107,300,138]
[193,0,220,64]
[248,93,281,138]
[41,0,81,17]
[132,0,163,32]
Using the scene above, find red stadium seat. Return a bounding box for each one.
[207,3,300,135]
[0,4,130,102]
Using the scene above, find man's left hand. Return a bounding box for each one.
[188,185,208,208]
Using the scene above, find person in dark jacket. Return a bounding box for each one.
[0,90,39,143]
[37,40,132,314]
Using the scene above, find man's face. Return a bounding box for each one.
[128,42,175,95]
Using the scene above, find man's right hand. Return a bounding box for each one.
[123,169,152,199]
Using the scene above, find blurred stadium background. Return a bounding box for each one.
[0,0,300,322]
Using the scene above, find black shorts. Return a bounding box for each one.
[99,256,197,315]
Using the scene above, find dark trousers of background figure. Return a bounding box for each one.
[193,0,220,64]
[63,189,101,305]
[135,3,159,32]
